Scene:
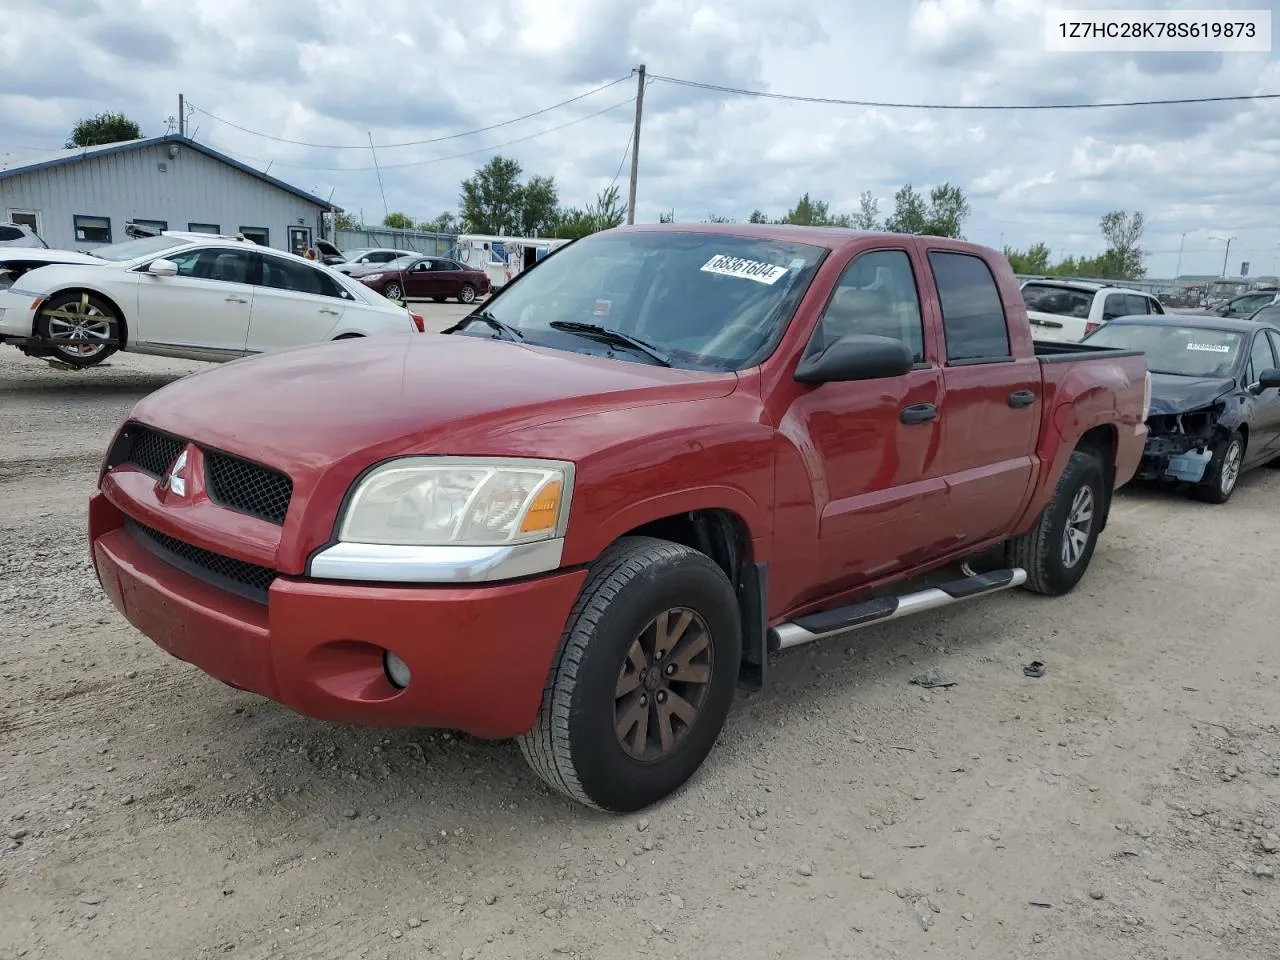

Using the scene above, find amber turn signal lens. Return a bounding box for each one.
[519,480,562,534]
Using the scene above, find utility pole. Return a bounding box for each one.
[626,64,646,225]
[1174,232,1185,279]
[178,93,185,137]
[1209,236,1235,278]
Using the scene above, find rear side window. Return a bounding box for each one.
[259,255,352,299]
[928,252,1010,362]
[1122,294,1150,315]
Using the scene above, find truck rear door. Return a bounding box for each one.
[923,247,1041,551]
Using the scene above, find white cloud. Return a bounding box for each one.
[0,0,1277,276]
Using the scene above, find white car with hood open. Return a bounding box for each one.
[0,231,424,367]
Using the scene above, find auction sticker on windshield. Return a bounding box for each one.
[701,253,788,285]
[1187,342,1231,352]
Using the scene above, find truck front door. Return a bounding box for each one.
[925,249,1039,551]
[783,248,947,598]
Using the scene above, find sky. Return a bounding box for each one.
[1,0,1277,279]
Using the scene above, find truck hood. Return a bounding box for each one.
[128,333,738,475]
[1147,373,1235,416]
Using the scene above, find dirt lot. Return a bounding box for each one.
[2,312,1278,960]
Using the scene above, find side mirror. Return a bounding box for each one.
[147,258,178,277]
[794,333,914,385]
[1257,369,1280,391]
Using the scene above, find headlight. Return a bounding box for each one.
[338,457,574,546]
[362,273,383,282]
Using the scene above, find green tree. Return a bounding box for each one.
[67,111,142,148]
[333,211,361,232]
[703,213,735,223]
[883,182,970,238]
[658,209,675,223]
[519,174,560,236]
[382,211,414,229]
[1003,242,1053,274]
[748,209,769,224]
[418,212,459,234]
[779,193,850,227]
[851,191,880,230]
[1099,210,1146,279]
[460,156,526,234]
[552,185,628,240]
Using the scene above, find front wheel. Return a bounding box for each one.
[1192,431,1244,504]
[1006,449,1106,596]
[458,284,476,304]
[382,281,403,301]
[37,292,119,367]
[518,537,742,812]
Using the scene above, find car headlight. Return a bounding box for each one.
[338,457,574,546]
[362,273,383,282]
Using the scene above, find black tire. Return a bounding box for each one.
[36,291,119,368]
[382,282,403,301]
[458,284,476,304]
[1191,430,1244,504]
[1005,449,1106,596]
[518,536,742,812]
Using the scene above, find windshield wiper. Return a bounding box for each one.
[444,310,524,341]
[547,321,671,367]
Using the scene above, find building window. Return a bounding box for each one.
[126,219,168,239]
[7,209,41,234]
[188,222,220,234]
[239,226,269,246]
[73,215,112,244]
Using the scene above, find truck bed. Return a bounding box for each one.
[1033,340,1144,364]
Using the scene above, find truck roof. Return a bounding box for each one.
[615,222,993,255]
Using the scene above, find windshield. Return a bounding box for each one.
[1021,283,1093,318]
[458,230,826,370]
[342,248,375,262]
[1252,305,1280,324]
[89,235,188,262]
[1084,323,1242,377]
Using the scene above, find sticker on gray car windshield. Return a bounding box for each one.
[1186,342,1230,352]
[700,253,788,285]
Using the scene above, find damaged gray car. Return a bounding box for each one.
[1082,315,1280,503]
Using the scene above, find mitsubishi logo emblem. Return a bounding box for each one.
[158,449,189,497]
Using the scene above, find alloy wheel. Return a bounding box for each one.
[1060,485,1094,569]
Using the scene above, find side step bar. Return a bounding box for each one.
[770,567,1027,650]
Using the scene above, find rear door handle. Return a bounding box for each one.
[1008,390,1036,408]
[900,403,937,425]
[224,295,248,303]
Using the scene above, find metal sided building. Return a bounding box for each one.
[0,135,339,254]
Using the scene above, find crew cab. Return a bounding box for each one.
[1020,278,1165,342]
[89,225,1149,813]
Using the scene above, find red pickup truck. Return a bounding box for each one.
[89,225,1150,813]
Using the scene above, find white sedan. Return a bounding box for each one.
[0,232,425,367]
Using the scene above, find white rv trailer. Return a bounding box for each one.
[453,234,571,289]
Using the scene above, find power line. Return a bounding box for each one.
[648,73,1280,110]
[197,96,636,173]
[187,74,632,149]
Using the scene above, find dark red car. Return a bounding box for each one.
[349,255,490,304]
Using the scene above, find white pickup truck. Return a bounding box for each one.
[1019,278,1165,342]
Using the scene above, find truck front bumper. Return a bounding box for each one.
[89,491,588,738]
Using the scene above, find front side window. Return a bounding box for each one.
[929,251,1010,362]
[452,230,826,371]
[166,248,255,284]
[1247,331,1277,385]
[809,249,924,362]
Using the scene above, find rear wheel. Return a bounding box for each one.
[458,284,476,304]
[1192,431,1244,504]
[1006,449,1106,596]
[518,537,742,812]
[37,292,118,367]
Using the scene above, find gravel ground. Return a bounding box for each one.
[2,312,1279,960]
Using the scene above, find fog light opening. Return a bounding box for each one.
[383,650,411,689]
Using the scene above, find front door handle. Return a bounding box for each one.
[1008,390,1036,408]
[224,295,248,303]
[900,403,937,425]
[319,307,341,316]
